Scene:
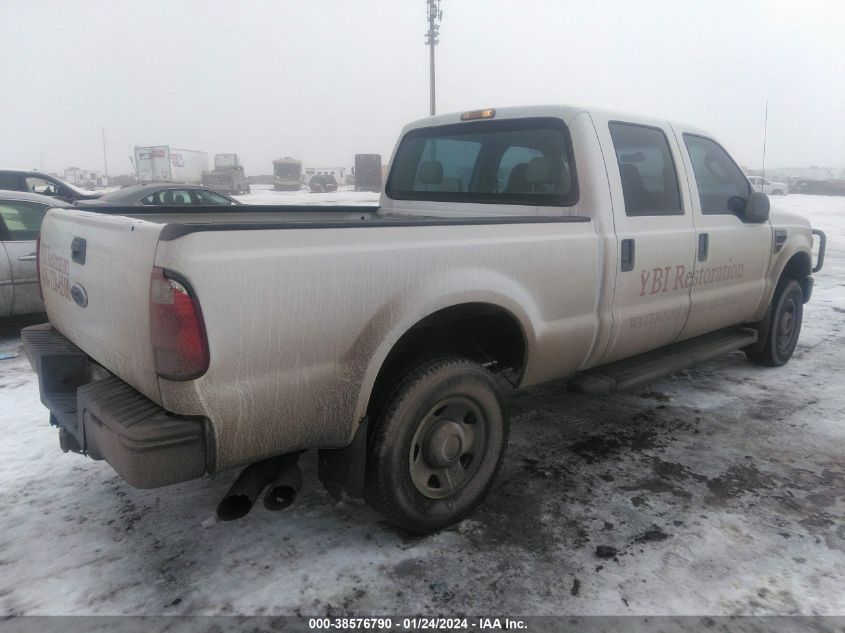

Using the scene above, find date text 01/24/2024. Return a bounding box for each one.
[307,617,527,630]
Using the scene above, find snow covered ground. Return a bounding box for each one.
[0,194,842,616]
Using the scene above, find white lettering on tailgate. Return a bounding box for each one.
[40,245,71,301]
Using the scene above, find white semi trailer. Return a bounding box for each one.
[134,146,208,184]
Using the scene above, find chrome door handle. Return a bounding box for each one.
[18,254,37,261]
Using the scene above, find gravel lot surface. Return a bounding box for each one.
[0,193,842,616]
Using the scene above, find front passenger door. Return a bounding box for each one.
[674,132,772,339]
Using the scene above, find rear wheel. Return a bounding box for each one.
[746,278,803,366]
[365,356,508,534]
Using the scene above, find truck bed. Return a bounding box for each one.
[39,203,597,470]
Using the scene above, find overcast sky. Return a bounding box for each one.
[1,0,843,176]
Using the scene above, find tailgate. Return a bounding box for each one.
[40,209,165,403]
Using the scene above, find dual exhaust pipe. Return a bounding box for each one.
[216,453,303,521]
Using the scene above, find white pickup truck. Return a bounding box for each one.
[23,105,826,533]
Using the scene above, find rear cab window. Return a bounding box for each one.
[386,118,578,207]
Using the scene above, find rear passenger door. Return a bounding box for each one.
[673,131,772,339]
[592,116,697,364]
[0,239,11,317]
[0,201,48,315]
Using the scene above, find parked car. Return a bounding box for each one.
[309,174,338,193]
[76,184,241,207]
[22,105,825,534]
[0,169,103,204]
[748,176,788,195]
[0,190,71,316]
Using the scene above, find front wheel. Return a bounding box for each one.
[746,278,803,366]
[365,356,508,534]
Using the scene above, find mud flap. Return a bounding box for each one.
[743,304,773,355]
[318,416,369,500]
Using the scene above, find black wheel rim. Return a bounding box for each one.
[776,298,798,356]
[409,396,487,500]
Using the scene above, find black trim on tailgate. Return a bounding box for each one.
[158,215,591,241]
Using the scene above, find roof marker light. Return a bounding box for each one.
[460,108,496,121]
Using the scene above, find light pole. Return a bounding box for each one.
[425,0,442,116]
[102,128,109,179]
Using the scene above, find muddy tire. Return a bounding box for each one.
[746,278,803,366]
[365,356,508,534]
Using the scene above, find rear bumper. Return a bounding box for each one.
[22,323,207,488]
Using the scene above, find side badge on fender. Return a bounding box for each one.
[71,283,88,308]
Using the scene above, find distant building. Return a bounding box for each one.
[64,167,108,188]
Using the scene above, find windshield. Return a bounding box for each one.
[386,118,578,207]
[275,163,301,179]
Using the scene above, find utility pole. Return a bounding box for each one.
[425,0,442,116]
[102,128,109,178]
[761,100,768,183]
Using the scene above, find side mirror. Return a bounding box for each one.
[744,191,770,223]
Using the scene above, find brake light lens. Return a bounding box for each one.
[149,267,209,380]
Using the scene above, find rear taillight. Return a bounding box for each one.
[149,267,209,380]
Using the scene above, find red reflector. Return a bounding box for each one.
[150,268,209,380]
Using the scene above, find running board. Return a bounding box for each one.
[567,327,758,396]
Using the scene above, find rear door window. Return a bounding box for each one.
[608,122,683,216]
[149,190,195,205]
[192,189,236,205]
[386,117,578,206]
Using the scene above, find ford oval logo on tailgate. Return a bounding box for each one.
[70,284,88,308]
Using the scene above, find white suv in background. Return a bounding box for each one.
[749,176,789,195]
